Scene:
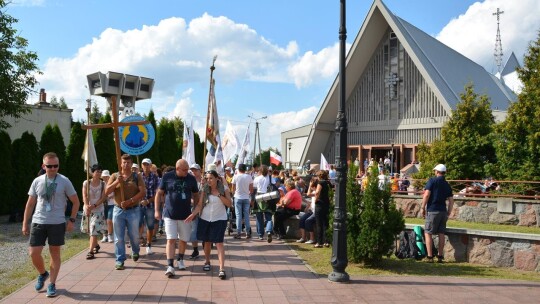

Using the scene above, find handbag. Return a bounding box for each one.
[80,213,89,234]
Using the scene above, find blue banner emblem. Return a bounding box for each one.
[119,115,155,155]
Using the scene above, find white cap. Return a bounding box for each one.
[142,158,152,164]
[132,164,139,169]
[433,164,447,172]
[206,163,217,171]
[101,170,110,177]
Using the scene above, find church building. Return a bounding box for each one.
[282,0,518,173]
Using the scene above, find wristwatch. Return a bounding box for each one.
[69,218,76,223]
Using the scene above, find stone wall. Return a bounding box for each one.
[395,195,540,227]
[406,225,540,272]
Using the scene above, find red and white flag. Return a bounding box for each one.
[270,151,282,166]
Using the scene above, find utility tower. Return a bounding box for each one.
[493,8,504,74]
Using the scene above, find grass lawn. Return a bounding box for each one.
[0,232,88,300]
[405,218,540,235]
[289,241,540,282]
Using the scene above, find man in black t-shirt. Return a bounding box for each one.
[155,159,199,277]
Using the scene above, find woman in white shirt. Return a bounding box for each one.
[186,170,232,279]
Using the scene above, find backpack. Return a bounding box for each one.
[264,175,279,212]
[395,230,425,260]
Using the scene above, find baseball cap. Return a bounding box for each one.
[190,164,201,171]
[225,167,232,172]
[142,158,152,164]
[132,164,139,169]
[433,164,447,172]
[101,170,110,177]
[206,163,217,171]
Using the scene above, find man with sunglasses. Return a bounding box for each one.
[22,152,81,298]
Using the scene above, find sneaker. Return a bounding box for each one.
[146,246,153,255]
[132,253,139,262]
[267,233,272,243]
[177,259,186,270]
[35,271,49,291]
[233,234,241,239]
[115,262,125,270]
[296,238,306,243]
[276,234,283,240]
[165,266,175,278]
[46,283,57,298]
[258,236,263,240]
[108,235,114,243]
[305,240,316,244]
[189,250,199,260]
[101,236,108,243]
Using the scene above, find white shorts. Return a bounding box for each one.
[164,217,192,242]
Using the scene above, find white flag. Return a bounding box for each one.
[182,119,196,166]
[236,125,250,165]
[320,153,329,170]
[221,121,239,165]
[82,129,98,172]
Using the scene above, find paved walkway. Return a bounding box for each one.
[3,231,540,303]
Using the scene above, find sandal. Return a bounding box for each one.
[203,263,211,271]
[218,269,226,280]
[323,243,330,248]
[93,244,100,254]
[86,252,95,260]
[313,244,323,248]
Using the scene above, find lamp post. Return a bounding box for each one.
[288,142,292,169]
[329,0,349,283]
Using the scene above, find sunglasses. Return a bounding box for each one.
[45,164,59,168]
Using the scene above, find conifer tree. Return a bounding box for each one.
[355,165,404,265]
[140,109,160,165]
[0,131,14,215]
[415,83,495,180]
[64,122,87,201]
[94,112,117,172]
[495,31,540,180]
[12,132,40,212]
[39,124,66,165]
[157,118,180,166]
[345,163,363,262]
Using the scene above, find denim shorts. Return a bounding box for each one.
[105,204,114,220]
[197,219,227,243]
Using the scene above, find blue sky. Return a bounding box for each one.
[7,0,540,153]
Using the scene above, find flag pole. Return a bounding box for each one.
[202,55,217,171]
[85,99,91,234]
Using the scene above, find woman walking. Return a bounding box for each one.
[186,170,232,279]
[82,164,108,259]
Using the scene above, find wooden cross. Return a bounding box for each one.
[82,95,149,201]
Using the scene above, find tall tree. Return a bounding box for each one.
[0,0,41,130]
[39,124,66,165]
[90,101,103,124]
[140,109,160,165]
[495,31,540,180]
[64,121,87,201]
[415,83,496,180]
[193,131,204,166]
[0,131,14,215]
[94,112,117,172]
[12,132,40,213]
[157,118,180,166]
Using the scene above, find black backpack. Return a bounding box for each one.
[395,230,425,260]
[265,175,279,212]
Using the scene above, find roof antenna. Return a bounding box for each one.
[493,8,504,76]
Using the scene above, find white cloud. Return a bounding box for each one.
[36,13,337,124]
[288,43,341,88]
[436,0,540,72]
[9,0,45,7]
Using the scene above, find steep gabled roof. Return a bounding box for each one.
[501,52,521,76]
[300,0,517,164]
